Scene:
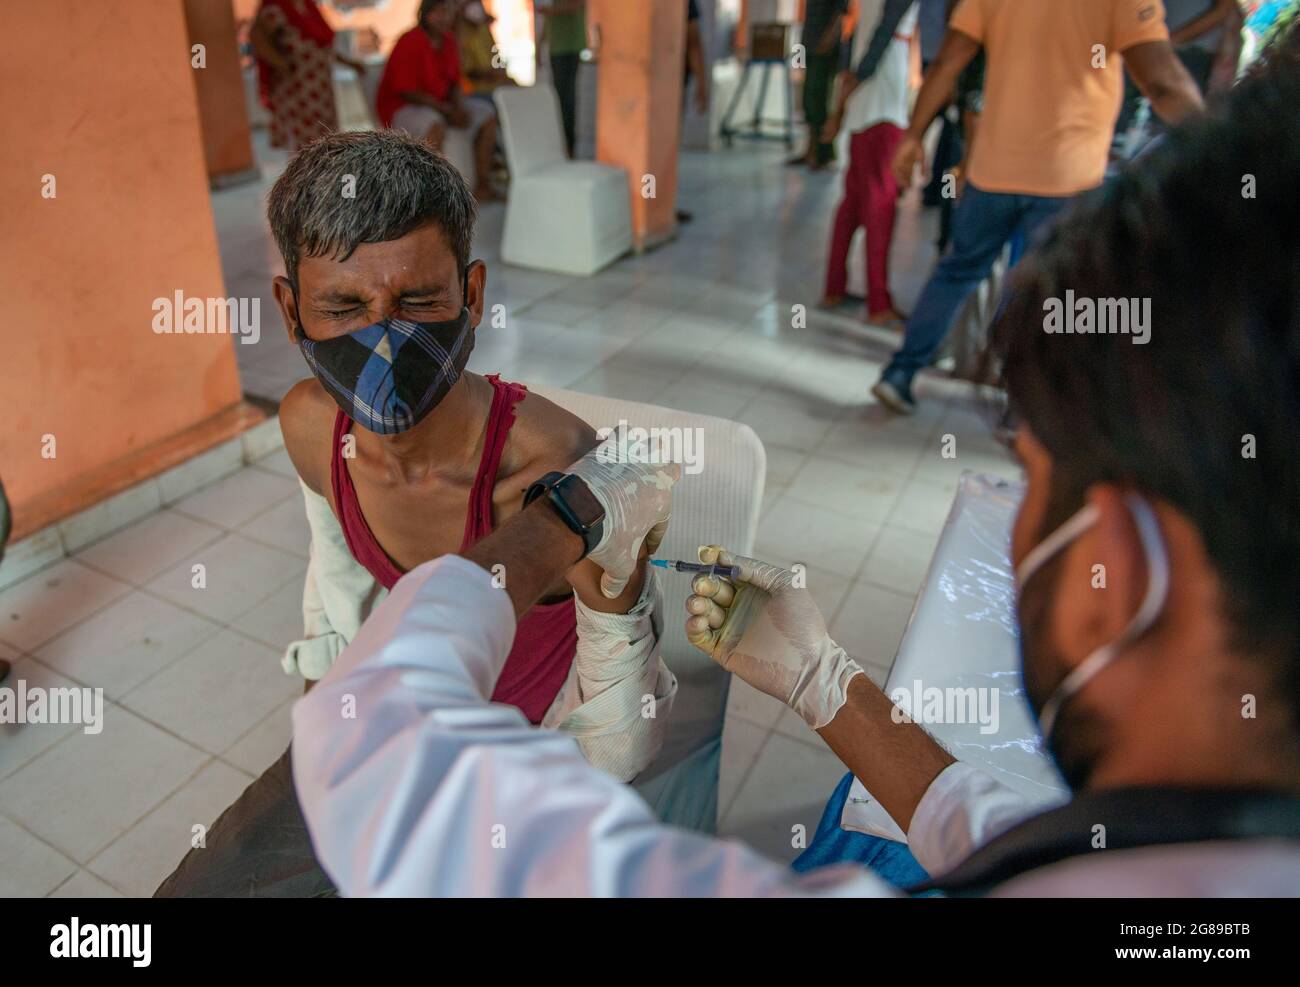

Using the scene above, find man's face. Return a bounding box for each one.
[423,2,455,33]
[273,222,484,344]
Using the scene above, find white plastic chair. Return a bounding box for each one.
[531,384,766,833]
[493,85,633,277]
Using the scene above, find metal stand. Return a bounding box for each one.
[719,55,794,149]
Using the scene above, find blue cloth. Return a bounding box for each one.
[918,0,950,63]
[791,772,931,889]
[1247,0,1293,33]
[885,185,1070,379]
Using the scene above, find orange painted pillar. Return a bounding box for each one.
[184,0,258,186]
[0,0,253,539]
[590,0,687,251]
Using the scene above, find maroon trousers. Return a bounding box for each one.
[824,122,904,315]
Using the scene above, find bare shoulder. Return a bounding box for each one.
[508,389,599,484]
[279,378,338,497]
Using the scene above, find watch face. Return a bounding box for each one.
[558,474,605,529]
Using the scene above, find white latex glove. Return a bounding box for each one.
[685,546,864,729]
[567,435,681,598]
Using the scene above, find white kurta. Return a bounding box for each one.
[843,0,919,134]
[292,556,1300,897]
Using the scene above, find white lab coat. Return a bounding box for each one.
[291,556,1300,896]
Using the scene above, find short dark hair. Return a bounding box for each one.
[419,0,453,23]
[989,26,1300,723]
[267,129,476,286]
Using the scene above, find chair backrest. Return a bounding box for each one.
[493,84,569,177]
[531,385,766,828]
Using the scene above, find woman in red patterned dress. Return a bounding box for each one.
[250,0,366,151]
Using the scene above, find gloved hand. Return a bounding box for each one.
[567,435,681,598]
[685,546,865,729]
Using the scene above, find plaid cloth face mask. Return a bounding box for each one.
[295,307,475,435]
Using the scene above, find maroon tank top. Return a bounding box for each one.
[329,374,577,724]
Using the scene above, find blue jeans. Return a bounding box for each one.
[791,772,931,889]
[886,185,1071,379]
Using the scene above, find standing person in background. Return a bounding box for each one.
[683,0,711,117]
[378,0,501,201]
[872,0,1205,416]
[251,0,366,151]
[918,0,961,206]
[1118,0,1234,134]
[677,0,710,224]
[934,42,985,253]
[789,0,850,170]
[820,0,919,328]
[539,0,586,157]
[1168,0,1237,90]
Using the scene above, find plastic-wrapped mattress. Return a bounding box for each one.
[841,473,1068,841]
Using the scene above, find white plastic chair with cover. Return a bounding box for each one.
[531,384,767,832]
[493,85,633,276]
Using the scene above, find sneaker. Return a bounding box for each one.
[871,370,916,415]
[865,308,908,331]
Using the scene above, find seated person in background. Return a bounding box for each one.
[377,0,500,200]
[457,0,514,102]
[156,130,676,897]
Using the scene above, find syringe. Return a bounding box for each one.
[649,559,741,580]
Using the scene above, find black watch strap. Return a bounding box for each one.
[523,471,605,559]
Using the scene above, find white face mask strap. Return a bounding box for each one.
[1016,502,1100,584]
[1122,495,1172,634]
[1037,494,1171,739]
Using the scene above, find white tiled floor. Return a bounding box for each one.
[0,132,1023,894]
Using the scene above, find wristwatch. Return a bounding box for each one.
[523,471,606,559]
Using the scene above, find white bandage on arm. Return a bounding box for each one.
[544,568,677,781]
[283,481,385,681]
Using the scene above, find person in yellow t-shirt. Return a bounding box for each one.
[871,0,1205,416]
[457,0,512,98]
